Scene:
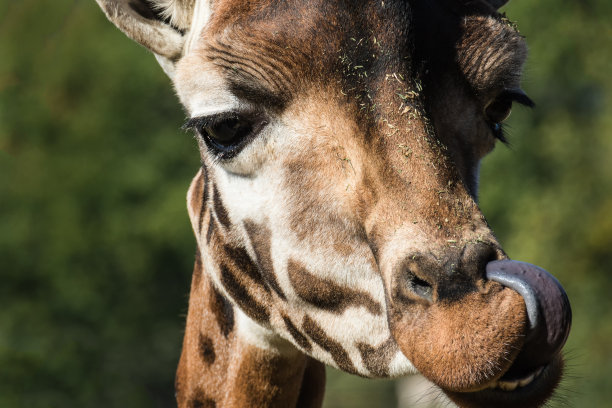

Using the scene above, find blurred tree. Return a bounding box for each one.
[1,1,197,406]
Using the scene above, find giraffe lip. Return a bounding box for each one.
[485,365,545,391]
[444,354,564,408]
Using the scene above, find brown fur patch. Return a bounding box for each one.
[198,333,216,365]
[332,242,355,257]
[208,222,272,324]
[205,212,214,245]
[288,259,382,315]
[219,262,270,323]
[221,243,270,293]
[188,388,216,408]
[212,184,231,230]
[302,315,356,374]
[225,344,308,407]
[189,169,204,233]
[198,166,209,233]
[176,259,235,408]
[209,285,235,338]
[356,337,397,377]
[281,313,312,352]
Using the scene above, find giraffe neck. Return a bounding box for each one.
[175,169,326,408]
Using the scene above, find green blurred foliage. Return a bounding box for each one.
[0,0,610,407]
[1,1,197,406]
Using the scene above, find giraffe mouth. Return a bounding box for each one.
[445,355,564,408]
[486,364,545,391]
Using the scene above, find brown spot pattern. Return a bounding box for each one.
[356,338,397,377]
[288,259,382,315]
[221,244,269,293]
[197,167,209,233]
[188,388,216,408]
[209,285,234,338]
[281,313,312,352]
[244,220,287,299]
[207,221,273,325]
[205,213,214,245]
[212,184,231,230]
[198,333,216,365]
[302,315,357,374]
[219,263,270,323]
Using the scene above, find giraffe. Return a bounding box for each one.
[95,0,572,407]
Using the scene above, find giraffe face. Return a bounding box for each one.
[97,0,571,406]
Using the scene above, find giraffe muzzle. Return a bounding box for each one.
[386,253,571,407]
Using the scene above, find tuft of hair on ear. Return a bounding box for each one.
[147,0,196,31]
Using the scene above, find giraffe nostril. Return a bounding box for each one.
[407,273,434,302]
[392,262,435,305]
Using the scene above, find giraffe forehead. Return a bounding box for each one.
[179,0,413,104]
[180,0,526,118]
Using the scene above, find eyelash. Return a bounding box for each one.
[485,89,534,145]
[183,112,265,159]
[183,112,235,134]
[491,122,509,144]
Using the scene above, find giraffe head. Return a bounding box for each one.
[97,0,572,406]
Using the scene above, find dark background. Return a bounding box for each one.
[1,0,610,406]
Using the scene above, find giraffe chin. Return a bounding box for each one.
[444,355,564,408]
[389,284,529,394]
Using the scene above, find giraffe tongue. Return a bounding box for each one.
[486,260,572,377]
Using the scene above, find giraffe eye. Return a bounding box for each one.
[485,88,534,122]
[185,112,267,159]
[485,88,535,141]
[199,117,254,150]
[485,97,513,124]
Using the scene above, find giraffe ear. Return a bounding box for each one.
[95,0,194,77]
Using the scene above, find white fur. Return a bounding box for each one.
[174,59,239,117]
[152,0,196,30]
[183,0,213,54]
[388,351,417,378]
[235,308,300,356]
